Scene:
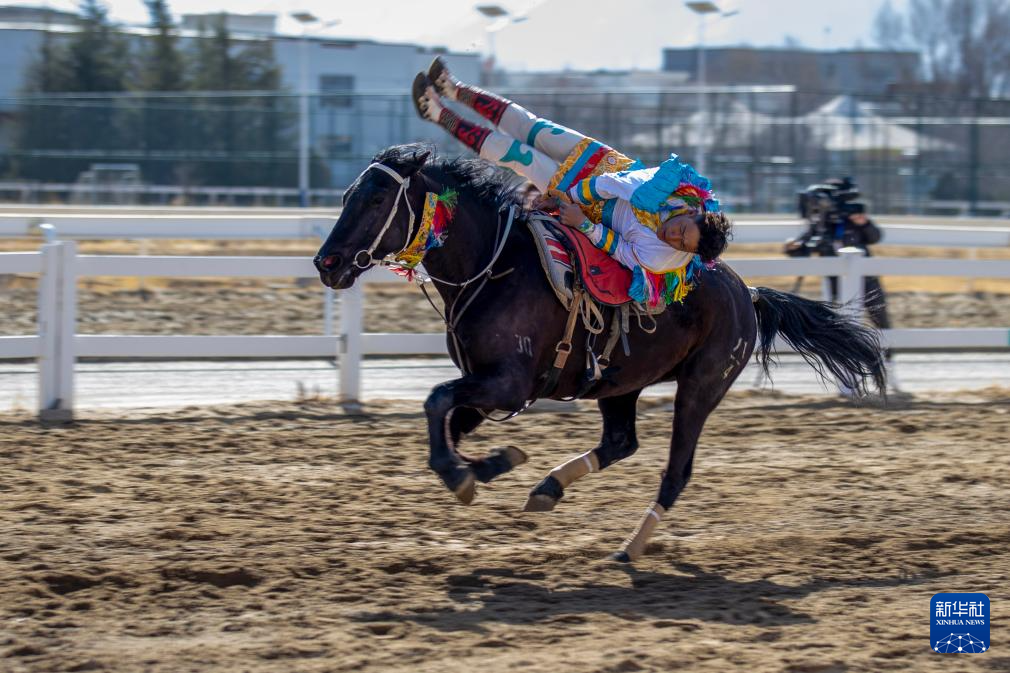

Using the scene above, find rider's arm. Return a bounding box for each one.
[558,200,640,269]
[574,219,641,269]
[566,173,632,205]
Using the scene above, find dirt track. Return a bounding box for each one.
[2,391,1008,672]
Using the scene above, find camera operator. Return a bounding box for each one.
[785,177,891,333]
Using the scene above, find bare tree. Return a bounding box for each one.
[874,0,1010,97]
[872,0,905,49]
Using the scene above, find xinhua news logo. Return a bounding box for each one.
[931,593,989,654]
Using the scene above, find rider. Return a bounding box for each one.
[413,57,732,306]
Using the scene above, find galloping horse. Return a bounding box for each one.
[314,145,885,562]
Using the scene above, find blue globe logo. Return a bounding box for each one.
[933,633,987,653]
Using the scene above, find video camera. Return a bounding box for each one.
[789,177,867,257]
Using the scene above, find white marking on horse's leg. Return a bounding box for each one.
[619,502,667,561]
[550,450,600,488]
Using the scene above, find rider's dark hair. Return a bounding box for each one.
[696,211,733,262]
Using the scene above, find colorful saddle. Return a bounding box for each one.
[527,214,633,308]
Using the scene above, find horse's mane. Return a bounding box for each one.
[372,143,529,220]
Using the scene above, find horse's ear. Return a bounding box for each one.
[406,151,431,176]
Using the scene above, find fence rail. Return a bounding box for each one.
[2,242,1009,419]
[1,212,1009,247]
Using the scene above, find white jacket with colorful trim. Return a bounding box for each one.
[564,154,720,275]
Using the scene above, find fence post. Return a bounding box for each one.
[37,243,58,417]
[338,281,363,403]
[55,241,77,417]
[37,241,76,421]
[838,247,864,319]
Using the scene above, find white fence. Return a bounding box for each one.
[2,211,1010,247]
[2,241,1009,419]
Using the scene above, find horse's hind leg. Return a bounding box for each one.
[524,389,641,512]
[425,374,530,504]
[612,370,729,562]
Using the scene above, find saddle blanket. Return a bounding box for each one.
[527,214,634,308]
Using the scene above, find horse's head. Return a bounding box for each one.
[314,146,432,289]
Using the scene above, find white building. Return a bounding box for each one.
[0,8,481,187]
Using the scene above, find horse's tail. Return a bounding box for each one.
[752,286,887,396]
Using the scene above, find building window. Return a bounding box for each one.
[320,75,354,108]
[322,134,354,158]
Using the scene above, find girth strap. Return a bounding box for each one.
[598,306,626,371]
[535,288,586,399]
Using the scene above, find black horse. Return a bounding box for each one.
[315,145,885,561]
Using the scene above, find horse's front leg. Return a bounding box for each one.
[447,407,528,485]
[425,373,530,504]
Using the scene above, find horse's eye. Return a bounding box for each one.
[370,195,385,206]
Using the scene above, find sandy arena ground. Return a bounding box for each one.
[2,391,1008,672]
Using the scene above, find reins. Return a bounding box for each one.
[419,204,515,287]
[417,204,527,423]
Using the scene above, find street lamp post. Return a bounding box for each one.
[685,2,719,176]
[292,11,317,208]
[476,4,527,87]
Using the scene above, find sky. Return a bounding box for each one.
[15,0,907,71]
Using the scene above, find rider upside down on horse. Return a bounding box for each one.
[313,58,887,562]
[414,58,732,308]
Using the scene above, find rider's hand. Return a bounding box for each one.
[532,194,560,212]
[558,202,586,228]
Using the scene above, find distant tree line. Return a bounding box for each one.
[874,0,1010,98]
[12,0,309,189]
[873,0,1010,205]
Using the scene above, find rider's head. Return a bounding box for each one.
[659,210,732,262]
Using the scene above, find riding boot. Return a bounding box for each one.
[429,56,511,126]
[413,72,494,155]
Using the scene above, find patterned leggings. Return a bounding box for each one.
[479,105,589,192]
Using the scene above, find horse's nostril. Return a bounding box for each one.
[315,254,341,271]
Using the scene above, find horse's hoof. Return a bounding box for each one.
[609,551,633,563]
[500,445,529,468]
[522,494,557,512]
[437,464,477,505]
[523,475,564,512]
[453,471,477,505]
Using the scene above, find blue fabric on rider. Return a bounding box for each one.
[578,218,593,233]
[629,266,647,303]
[601,199,617,227]
[630,155,692,212]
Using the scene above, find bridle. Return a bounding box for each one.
[351,162,419,269]
[348,161,516,289]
